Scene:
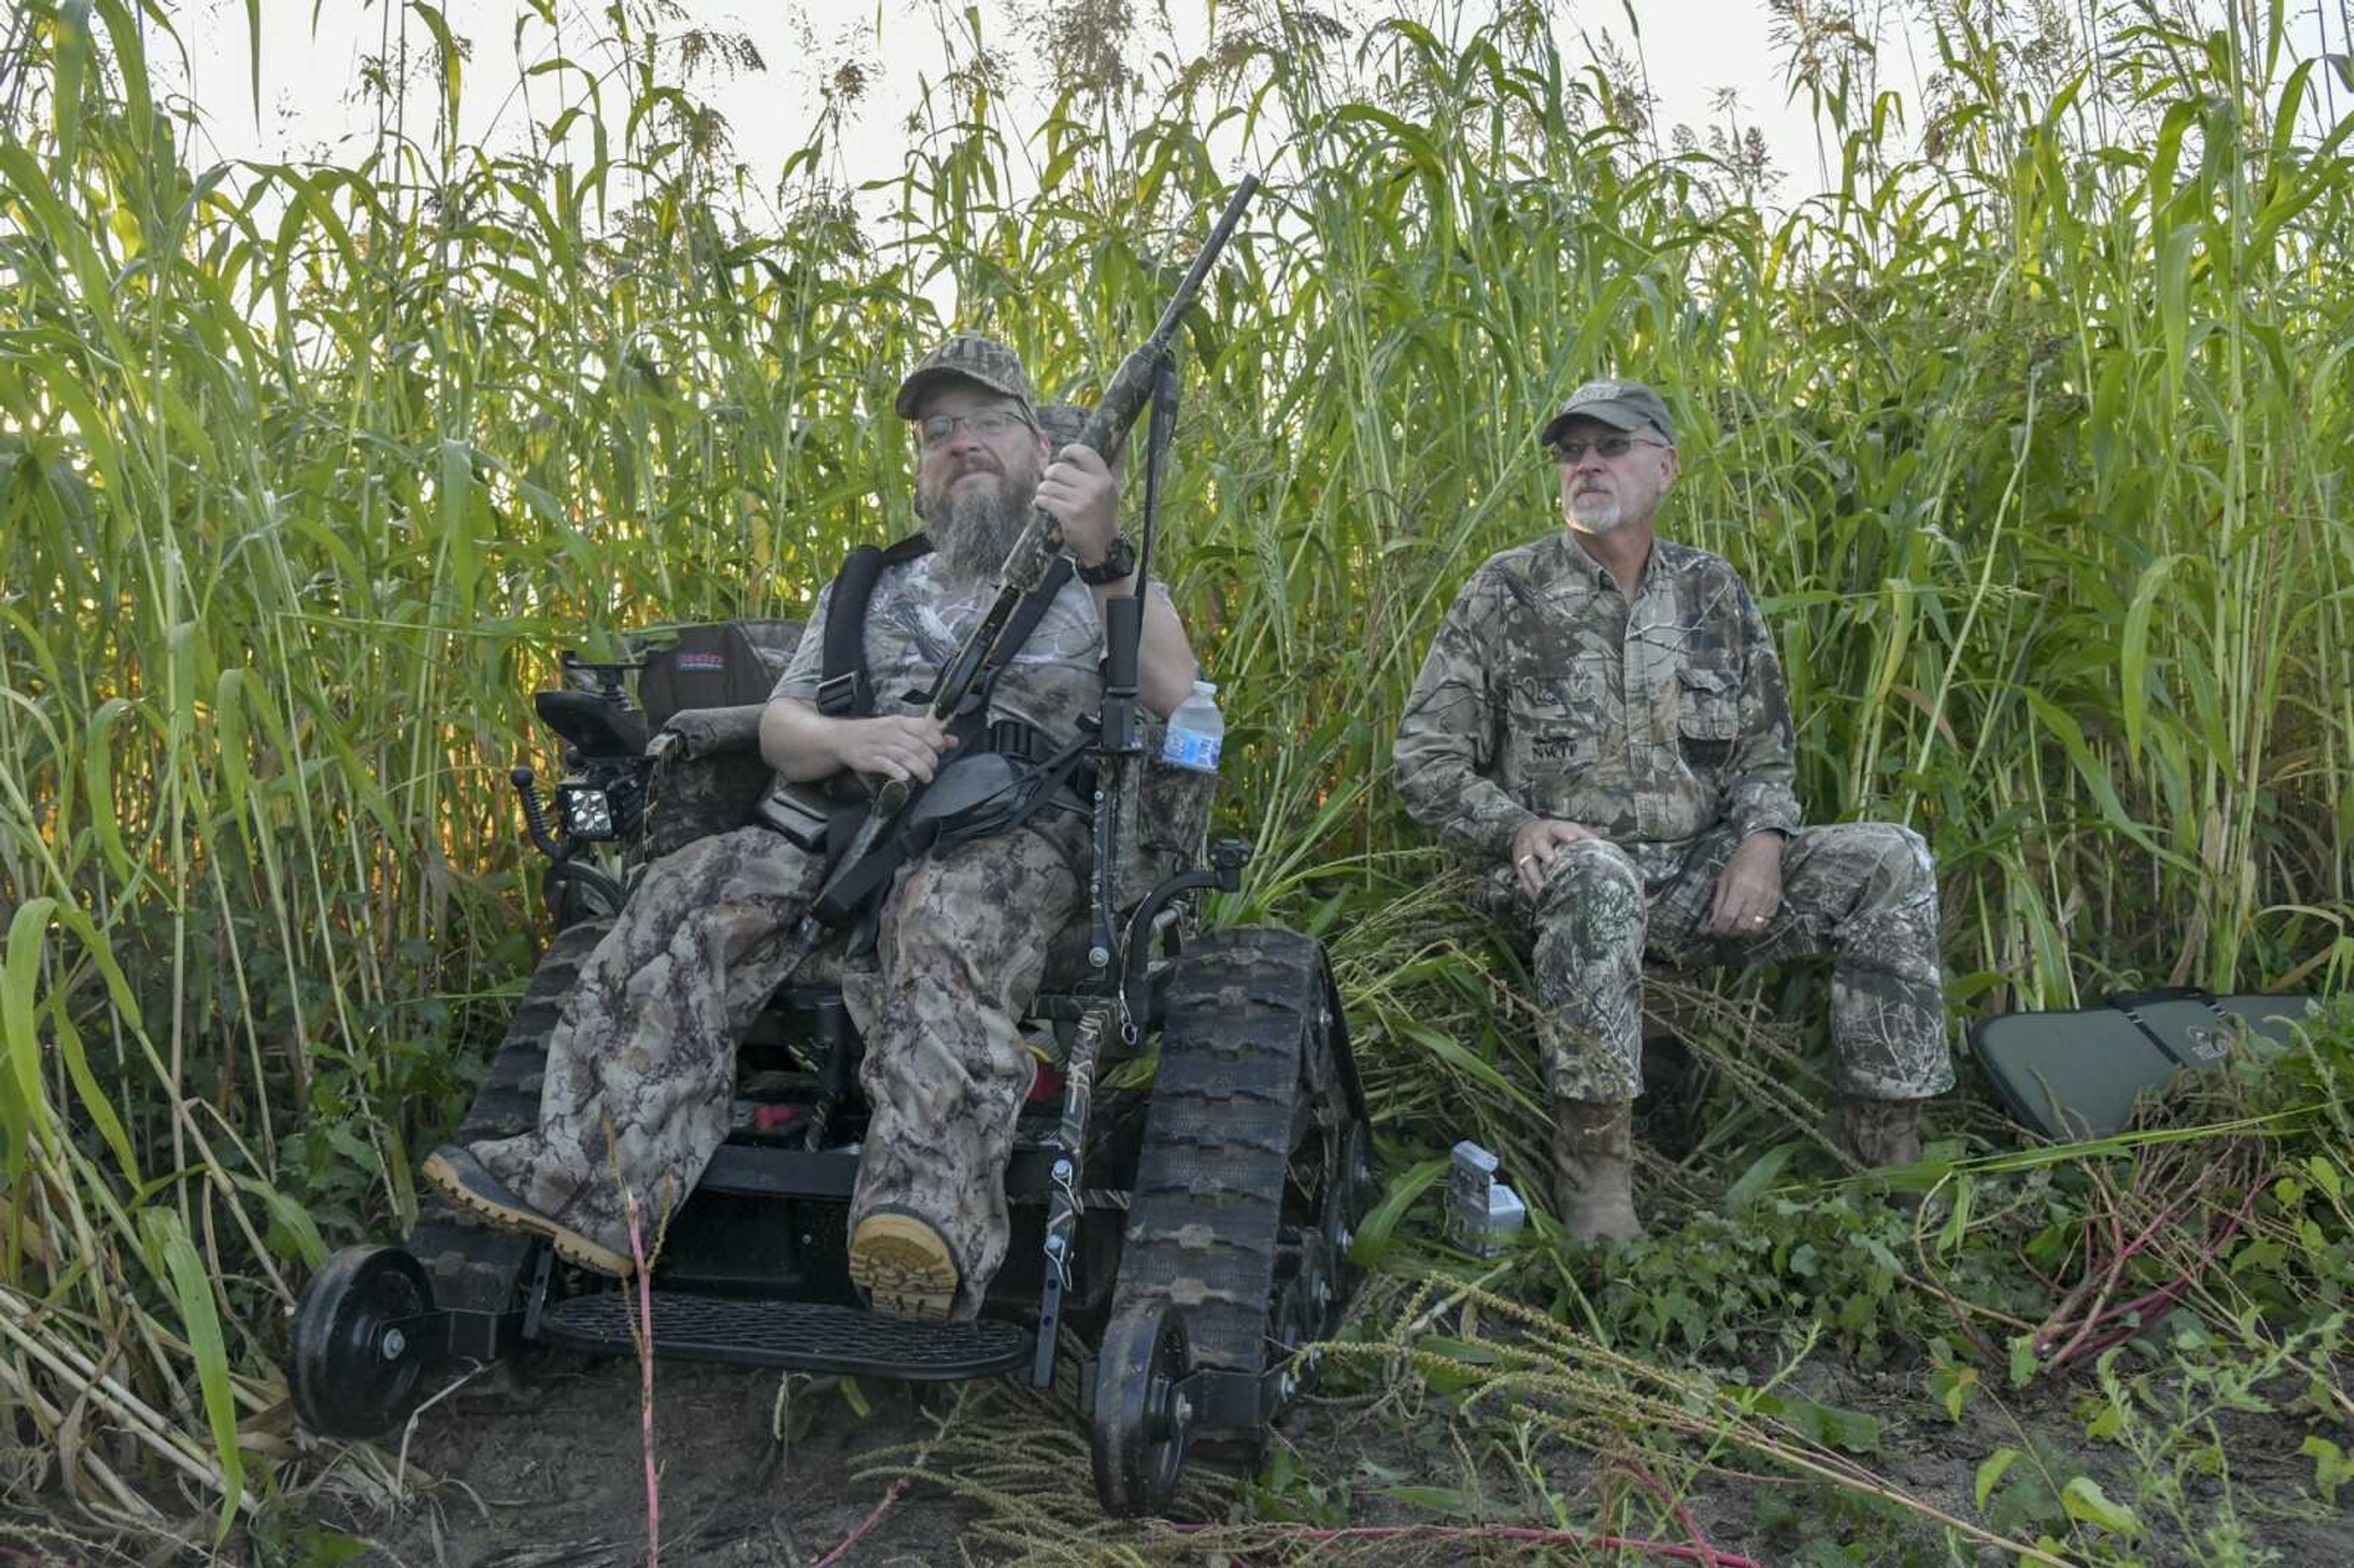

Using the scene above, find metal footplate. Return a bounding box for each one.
[537,1291,1034,1379]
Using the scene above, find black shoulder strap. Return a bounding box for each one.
[939,553,1078,753]
[986,555,1076,685]
[811,554,1084,945]
[817,533,931,717]
[2104,987,2233,1071]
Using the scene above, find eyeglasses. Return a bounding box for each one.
[916,408,1035,449]
[1553,433,1667,463]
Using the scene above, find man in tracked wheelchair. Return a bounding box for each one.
[425,334,1197,1321]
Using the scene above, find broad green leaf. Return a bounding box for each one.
[2118,552,2185,763]
[1720,1140,1800,1212]
[1976,1447,2021,1512]
[140,1209,248,1535]
[2303,1436,2352,1506]
[1352,1156,1447,1263]
[2060,1475,2139,1536]
[1,900,60,1161]
[54,1009,141,1190]
[82,696,139,881]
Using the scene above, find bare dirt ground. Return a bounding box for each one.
[290,1326,2352,1568]
[11,1287,2342,1564]
[309,1357,996,1567]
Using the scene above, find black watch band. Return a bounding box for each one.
[1075,533,1137,585]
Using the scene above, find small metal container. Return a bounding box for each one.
[1444,1140,1526,1257]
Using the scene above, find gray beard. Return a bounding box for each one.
[1569,496,1627,533]
[929,476,1035,582]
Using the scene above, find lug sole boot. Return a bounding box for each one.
[1550,1098,1646,1244]
[422,1145,632,1277]
[848,1208,961,1321]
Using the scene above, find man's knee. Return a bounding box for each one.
[886,833,1069,988]
[1802,821,1935,906]
[1852,823,1937,920]
[1873,823,1935,889]
[1534,839,1647,952]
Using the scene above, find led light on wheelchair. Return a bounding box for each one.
[559,785,615,839]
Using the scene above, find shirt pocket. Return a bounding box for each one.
[1507,670,1602,778]
[1677,663,1740,770]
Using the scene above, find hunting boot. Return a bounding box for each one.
[1550,1098,1646,1244]
[848,1206,961,1322]
[421,1146,631,1277]
[1838,1097,1924,1169]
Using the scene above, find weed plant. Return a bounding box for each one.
[0,0,2350,1557]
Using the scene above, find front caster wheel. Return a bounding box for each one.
[291,1245,438,1438]
[1091,1299,1194,1517]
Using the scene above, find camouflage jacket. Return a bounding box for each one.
[771,550,1179,754]
[1393,533,1802,863]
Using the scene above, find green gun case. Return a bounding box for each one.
[1968,989,2322,1141]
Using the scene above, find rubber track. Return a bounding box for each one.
[1111,926,1325,1377]
[408,921,609,1313]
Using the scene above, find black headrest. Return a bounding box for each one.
[535,689,650,759]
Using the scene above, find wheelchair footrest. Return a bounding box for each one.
[536,1290,1034,1379]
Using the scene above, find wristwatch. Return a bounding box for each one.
[1075,533,1137,585]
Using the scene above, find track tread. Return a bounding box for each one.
[409,921,608,1312]
[1111,927,1331,1377]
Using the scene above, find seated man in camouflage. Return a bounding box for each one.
[426,334,1197,1319]
[1393,378,1950,1243]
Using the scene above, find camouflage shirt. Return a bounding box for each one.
[1393,533,1801,862]
[771,549,1175,750]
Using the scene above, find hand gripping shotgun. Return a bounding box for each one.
[809,175,1260,929]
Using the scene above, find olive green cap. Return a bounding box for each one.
[1540,378,1675,448]
[894,333,1039,421]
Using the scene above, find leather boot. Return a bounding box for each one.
[1840,1097,1924,1168]
[1550,1099,1645,1243]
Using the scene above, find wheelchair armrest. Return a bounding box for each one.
[536,688,649,759]
[654,703,767,763]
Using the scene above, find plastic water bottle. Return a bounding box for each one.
[1162,679,1224,774]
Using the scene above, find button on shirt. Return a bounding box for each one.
[1393,533,1802,862]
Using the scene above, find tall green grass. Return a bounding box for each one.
[0,0,2348,1536]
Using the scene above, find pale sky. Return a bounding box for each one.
[164,1,1901,205]
[154,0,2333,227]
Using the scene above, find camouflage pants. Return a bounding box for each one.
[1529,823,1951,1104]
[471,812,1087,1316]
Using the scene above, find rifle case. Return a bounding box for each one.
[1967,988,2323,1141]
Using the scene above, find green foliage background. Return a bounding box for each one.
[0,0,2349,1543]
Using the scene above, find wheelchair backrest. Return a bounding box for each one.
[629,620,806,733]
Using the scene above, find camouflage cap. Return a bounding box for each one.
[894,333,1039,421]
[1540,378,1675,449]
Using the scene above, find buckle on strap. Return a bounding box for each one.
[815,671,867,718]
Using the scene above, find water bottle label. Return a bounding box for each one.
[1162,728,1222,772]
